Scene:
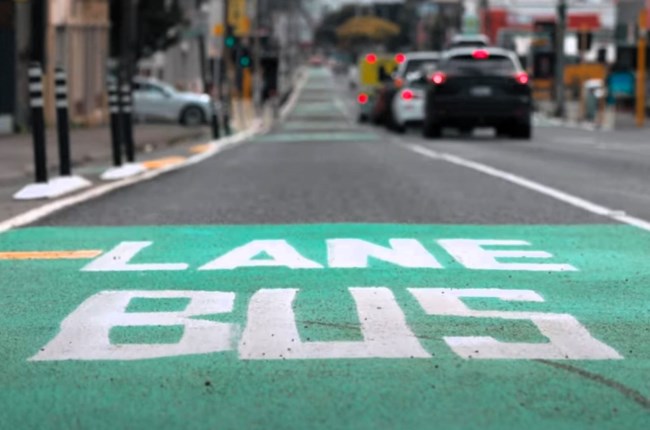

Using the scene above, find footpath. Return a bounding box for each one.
[0,99,259,221]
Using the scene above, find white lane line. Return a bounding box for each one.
[279,68,309,121]
[0,121,265,234]
[404,143,650,232]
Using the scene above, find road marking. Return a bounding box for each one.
[189,144,212,154]
[142,156,187,170]
[404,143,650,232]
[0,250,102,260]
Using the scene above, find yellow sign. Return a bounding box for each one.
[228,0,249,35]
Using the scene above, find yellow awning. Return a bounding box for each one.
[336,16,400,40]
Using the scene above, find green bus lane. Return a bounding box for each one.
[0,224,648,429]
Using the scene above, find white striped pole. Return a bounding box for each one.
[120,82,135,163]
[54,66,71,176]
[28,62,48,183]
[107,79,123,167]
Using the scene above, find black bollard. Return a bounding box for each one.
[107,80,123,167]
[28,62,48,183]
[120,82,135,163]
[54,66,71,177]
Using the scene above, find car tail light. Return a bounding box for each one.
[472,49,490,60]
[365,53,377,64]
[514,72,529,85]
[394,77,404,88]
[430,72,447,85]
[395,53,406,64]
[401,89,414,101]
[357,93,369,104]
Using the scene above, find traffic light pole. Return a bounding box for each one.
[253,0,263,114]
[554,0,567,118]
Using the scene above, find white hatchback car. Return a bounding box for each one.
[132,78,213,126]
[390,54,440,133]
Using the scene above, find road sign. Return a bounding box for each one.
[1,224,649,428]
[228,0,249,36]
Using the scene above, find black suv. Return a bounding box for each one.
[423,48,532,139]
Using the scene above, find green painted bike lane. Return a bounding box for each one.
[0,224,649,429]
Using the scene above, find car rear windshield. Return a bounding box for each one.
[442,55,517,76]
[449,41,488,48]
[405,58,438,75]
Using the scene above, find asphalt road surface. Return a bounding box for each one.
[1,68,649,430]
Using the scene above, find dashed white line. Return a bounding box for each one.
[404,143,650,232]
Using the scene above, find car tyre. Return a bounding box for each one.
[423,118,441,138]
[511,123,532,140]
[180,105,205,127]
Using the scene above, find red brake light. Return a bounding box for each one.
[365,53,377,64]
[514,72,529,85]
[401,89,414,101]
[395,53,406,64]
[357,93,369,104]
[472,49,489,60]
[430,72,447,85]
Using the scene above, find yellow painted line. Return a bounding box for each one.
[142,156,187,170]
[0,250,103,260]
[189,144,213,154]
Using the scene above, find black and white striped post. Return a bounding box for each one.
[120,81,136,163]
[101,76,144,180]
[15,63,91,199]
[28,62,48,184]
[107,79,123,168]
[54,66,71,177]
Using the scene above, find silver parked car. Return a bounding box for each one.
[132,77,213,126]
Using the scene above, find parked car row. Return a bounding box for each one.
[355,36,533,140]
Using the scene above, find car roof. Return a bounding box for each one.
[451,34,490,43]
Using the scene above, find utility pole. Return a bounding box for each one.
[198,0,220,138]
[29,0,47,184]
[636,10,647,127]
[554,0,567,118]
[253,0,263,115]
[222,0,232,135]
[120,0,136,163]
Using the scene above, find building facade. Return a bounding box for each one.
[49,0,111,126]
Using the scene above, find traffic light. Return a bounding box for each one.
[239,55,251,68]
[225,24,237,49]
[239,46,252,68]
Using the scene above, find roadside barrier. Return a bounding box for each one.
[54,66,71,177]
[107,80,123,168]
[28,63,48,184]
[13,64,91,200]
[101,76,144,181]
[120,82,136,163]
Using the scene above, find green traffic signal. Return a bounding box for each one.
[240,56,251,68]
[225,35,236,48]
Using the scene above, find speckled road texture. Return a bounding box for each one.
[1,68,649,430]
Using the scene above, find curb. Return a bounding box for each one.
[0,119,268,233]
[0,68,311,233]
